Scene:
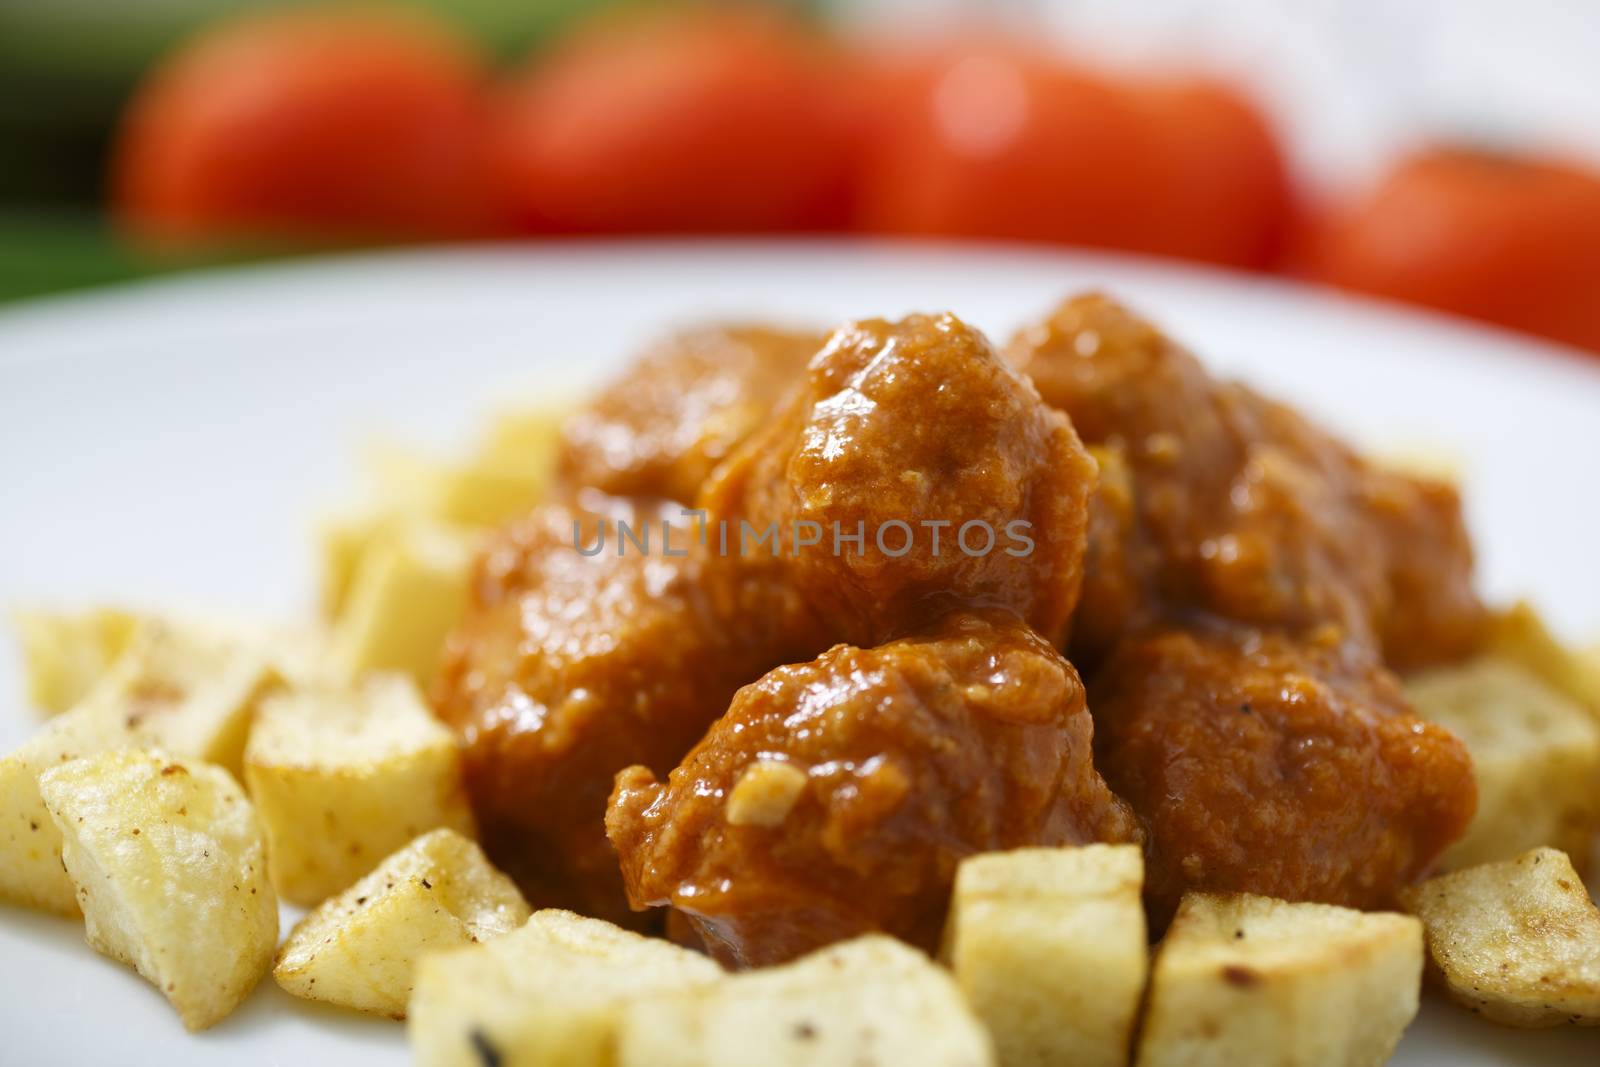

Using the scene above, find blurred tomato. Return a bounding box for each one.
[857,42,1292,270]
[114,7,495,248]
[491,6,859,234]
[1300,149,1600,352]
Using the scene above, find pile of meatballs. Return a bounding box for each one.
[432,294,1484,969]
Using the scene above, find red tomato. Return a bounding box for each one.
[1300,149,1600,352]
[114,8,496,248]
[857,42,1292,270]
[491,6,859,234]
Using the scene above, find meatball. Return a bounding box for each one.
[606,611,1141,968]
[1091,624,1476,921]
[433,496,819,923]
[558,325,822,504]
[1009,293,1487,671]
[701,312,1096,648]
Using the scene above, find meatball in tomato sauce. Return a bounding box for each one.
[607,611,1140,968]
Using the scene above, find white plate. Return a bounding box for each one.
[1,241,1596,1066]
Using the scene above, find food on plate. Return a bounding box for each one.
[243,674,476,906]
[274,828,528,1018]
[858,41,1290,269]
[0,621,280,913]
[1092,626,1475,919]
[37,750,277,1031]
[1405,657,1600,870]
[1136,892,1423,1067]
[9,606,139,715]
[1399,847,1600,1027]
[408,908,723,1067]
[614,935,993,1067]
[434,498,816,925]
[1298,148,1600,353]
[557,324,822,504]
[491,5,857,234]
[1007,292,1488,672]
[329,520,475,686]
[11,289,1593,1060]
[113,6,495,248]
[942,844,1147,1067]
[607,611,1139,968]
[701,311,1095,648]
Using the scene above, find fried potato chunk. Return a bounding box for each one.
[608,611,1139,968]
[1136,892,1423,1067]
[37,750,276,1031]
[320,403,569,616]
[9,606,139,715]
[1009,293,1487,672]
[244,674,475,906]
[408,908,723,1067]
[1092,626,1475,920]
[1405,657,1600,870]
[0,622,280,913]
[617,935,993,1067]
[275,828,528,1018]
[558,324,822,504]
[701,312,1095,648]
[330,520,476,686]
[1399,848,1600,1027]
[1487,603,1600,721]
[943,845,1147,1067]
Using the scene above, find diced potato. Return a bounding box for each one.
[1136,893,1422,1067]
[616,935,994,1067]
[409,908,723,1067]
[318,404,569,618]
[1372,444,1465,484]
[943,845,1147,1067]
[9,606,140,715]
[329,521,475,686]
[475,404,572,473]
[244,674,474,906]
[37,750,276,1031]
[1406,657,1600,869]
[318,507,399,618]
[275,828,528,1018]
[0,623,281,913]
[1488,603,1600,719]
[1399,847,1600,1027]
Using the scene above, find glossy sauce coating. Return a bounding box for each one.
[433,497,815,923]
[701,312,1097,648]
[606,611,1141,967]
[558,325,822,504]
[1009,294,1484,916]
[1092,624,1475,920]
[1008,293,1487,672]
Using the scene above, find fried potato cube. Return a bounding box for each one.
[408,908,723,1067]
[10,606,140,715]
[274,828,528,1018]
[37,750,276,1030]
[616,935,994,1067]
[243,674,474,906]
[1488,603,1600,719]
[1399,847,1600,1027]
[329,521,475,686]
[1405,657,1600,870]
[0,623,280,913]
[943,845,1147,1067]
[1135,893,1422,1067]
